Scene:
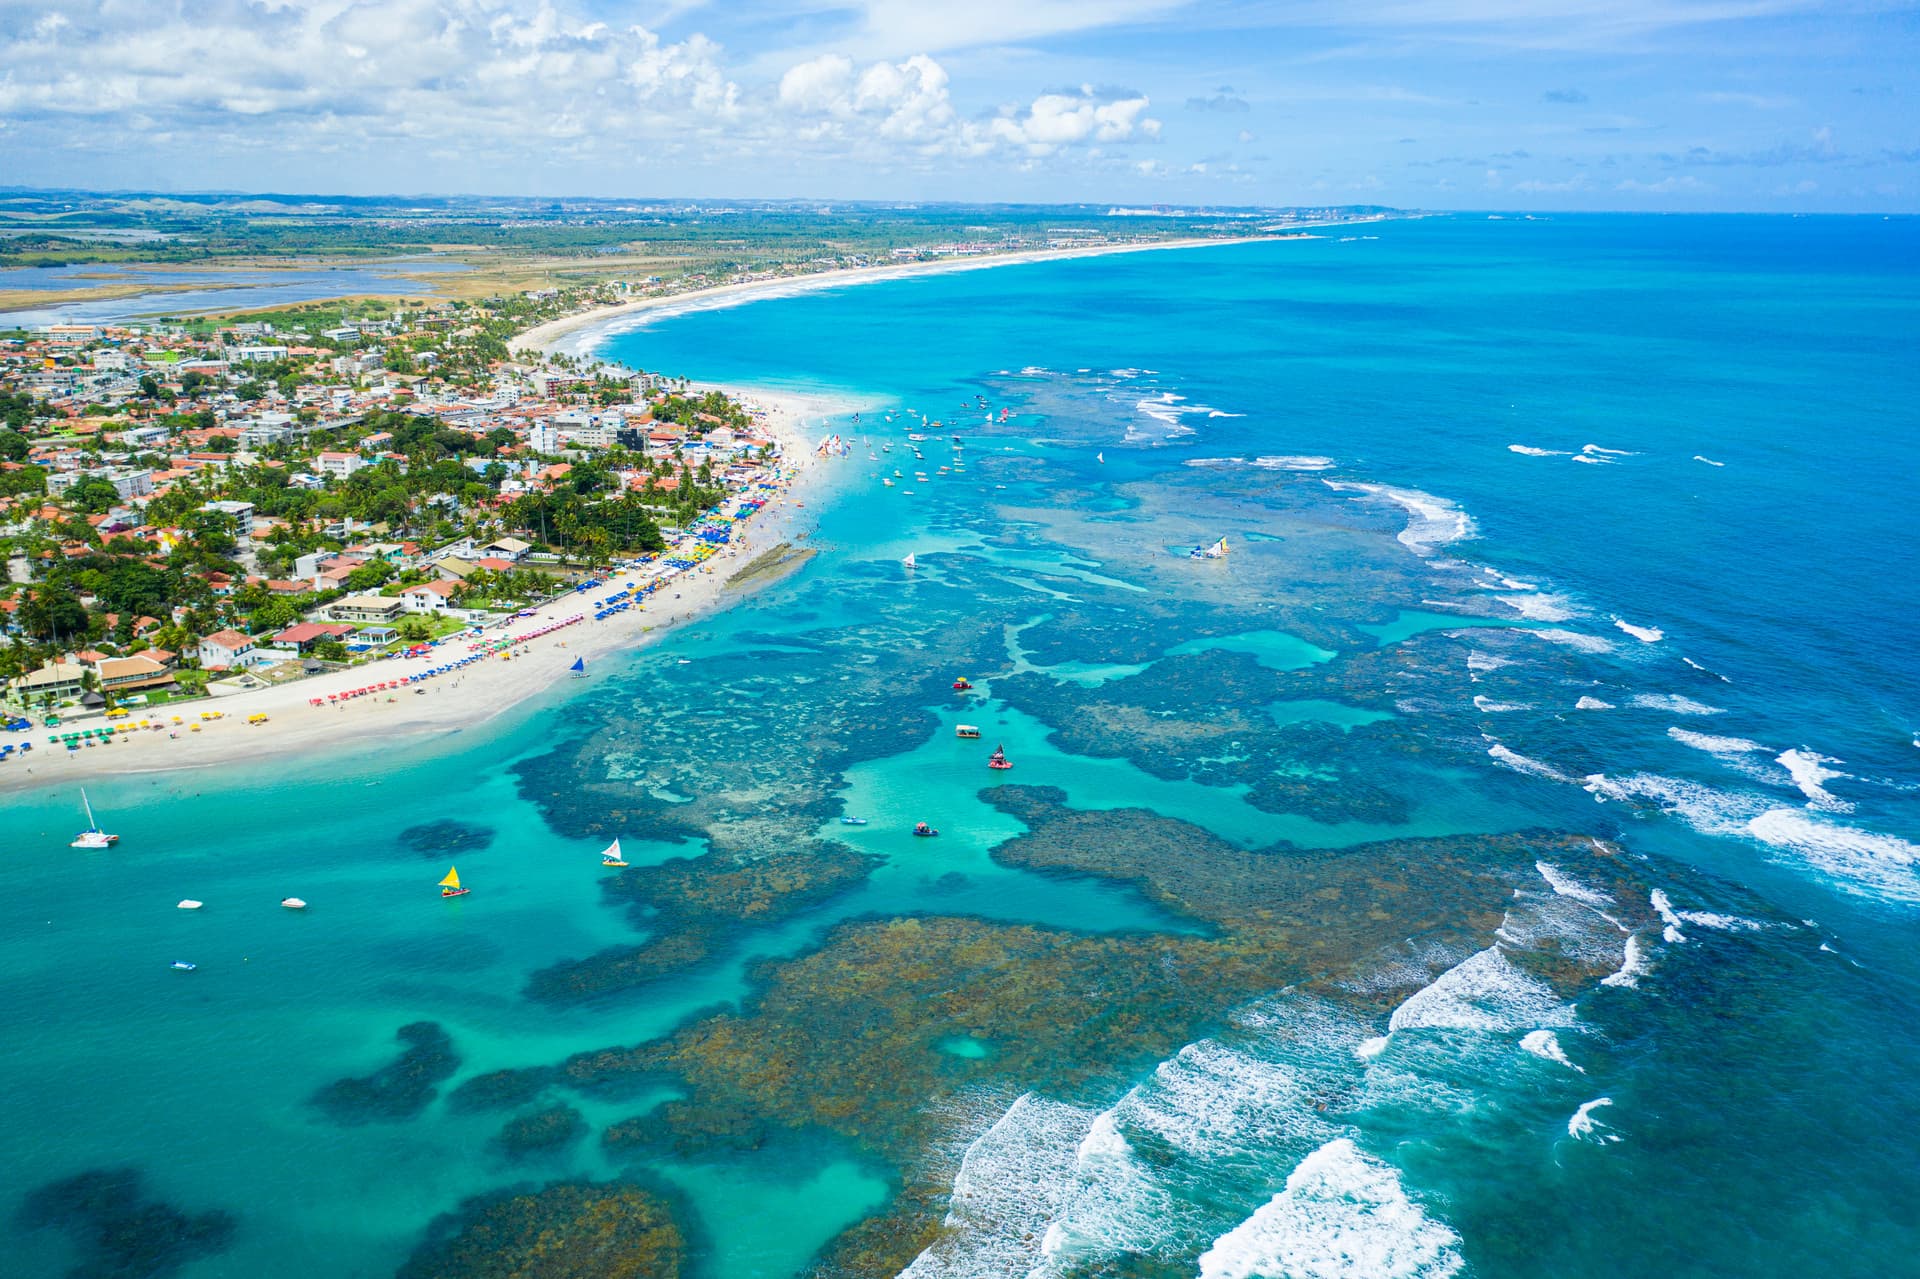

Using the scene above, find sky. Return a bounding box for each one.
[0,1,1916,211]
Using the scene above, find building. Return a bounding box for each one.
[326,595,406,625]
[95,655,175,695]
[400,580,458,612]
[269,622,357,654]
[227,344,290,363]
[9,661,85,702]
[314,451,368,480]
[199,500,257,537]
[197,629,258,671]
[479,537,532,562]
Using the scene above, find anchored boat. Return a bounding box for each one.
[988,744,1013,771]
[70,788,118,849]
[955,724,981,739]
[1190,537,1229,560]
[439,866,469,898]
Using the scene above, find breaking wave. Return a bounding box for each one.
[1323,481,1476,554]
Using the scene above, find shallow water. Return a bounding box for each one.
[3,216,1918,1278]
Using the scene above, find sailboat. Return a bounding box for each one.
[600,839,629,868]
[988,743,1014,771]
[1097,452,1105,464]
[569,656,586,678]
[439,866,469,898]
[1190,537,1229,560]
[903,552,917,570]
[69,788,118,849]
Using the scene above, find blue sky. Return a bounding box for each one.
[0,1,1915,210]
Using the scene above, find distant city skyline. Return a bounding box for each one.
[1,1,1915,212]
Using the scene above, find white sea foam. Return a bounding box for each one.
[1571,453,1611,465]
[1777,749,1853,812]
[1467,650,1514,673]
[1600,932,1653,988]
[1535,861,1614,908]
[1529,628,1615,654]
[1668,727,1765,756]
[1487,742,1572,782]
[1323,481,1476,554]
[1612,617,1664,643]
[1650,888,1688,943]
[1583,772,1768,843]
[1682,656,1732,682]
[1568,1097,1620,1143]
[1474,695,1531,713]
[1674,909,1769,932]
[1575,695,1615,710]
[1631,693,1724,716]
[897,1093,1098,1279]
[1520,1029,1583,1071]
[1508,444,1567,457]
[1582,444,1636,457]
[1746,808,1920,904]
[1388,948,1576,1035]
[1504,593,1578,622]
[1196,1139,1463,1279]
[1356,1035,1390,1060]
[1208,410,1247,418]
[1183,454,1335,472]
[1693,455,1726,467]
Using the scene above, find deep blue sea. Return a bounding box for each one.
[3,215,1917,1279]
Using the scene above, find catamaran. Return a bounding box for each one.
[69,788,118,849]
[439,866,469,898]
[600,839,629,868]
[1190,537,1229,560]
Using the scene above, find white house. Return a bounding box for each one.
[314,451,368,479]
[401,580,458,612]
[197,629,258,671]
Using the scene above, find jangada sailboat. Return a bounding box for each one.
[1189,537,1229,560]
[439,866,470,898]
[600,839,629,868]
[69,788,118,849]
[902,552,917,570]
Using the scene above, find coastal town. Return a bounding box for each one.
[0,279,822,774]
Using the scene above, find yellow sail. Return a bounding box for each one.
[439,866,461,889]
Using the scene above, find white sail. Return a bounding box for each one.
[1097,452,1105,463]
[81,788,98,829]
[600,839,623,862]
[903,553,917,569]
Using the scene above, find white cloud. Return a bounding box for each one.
[0,1,1161,178]
[1617,175,1712,192]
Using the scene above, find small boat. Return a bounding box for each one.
[956,724,981,739]
[912,822,940,838]
[952,676,974,691]
[439,866,469,898]
[840,816,869,826]
[1097,452,1105,463]
[600,840,629,868]
[882,478,895,487]
[70,788,118,849]
[903,552,917,570]
[1190,537,1229,560]
[570,657,586,678]
[171,961,197,971]
[177,900,204,911]
[281,897,307,910]
[988,744,1014,771]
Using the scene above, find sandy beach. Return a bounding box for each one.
[509,235,1282,359]
[0,384,857,793]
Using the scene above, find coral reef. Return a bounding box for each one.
[396,1180,686,1279]
[310,1022,458,1125]
[17,1167,236,1279]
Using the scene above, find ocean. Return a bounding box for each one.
[3,214,1917,1279]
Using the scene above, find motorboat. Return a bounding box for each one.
[912,823,940,838]
[177,900,204,910]
[281,897,308,910]
[955,724,981,739]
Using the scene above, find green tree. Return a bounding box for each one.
[67,477,122,514]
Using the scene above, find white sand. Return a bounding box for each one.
[0,387,858,792]
[509,236,1282,359]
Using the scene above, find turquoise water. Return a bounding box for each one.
[4,217,1918,1278]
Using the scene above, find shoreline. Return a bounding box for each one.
[509,235,1286,358]
[0,384,861,794]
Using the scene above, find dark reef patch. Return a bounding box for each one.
[491,1105,587,1160]
[310,1021,458,1125]
[447,1067,559,1115]
[397,1180,687,1279]
[398,819,495,857]
[526,843,878,1005]
[18,1167,237,1279]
